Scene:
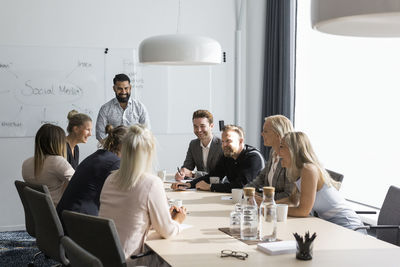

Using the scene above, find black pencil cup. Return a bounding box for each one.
[296,242,313,260]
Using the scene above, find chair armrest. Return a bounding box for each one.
[355,211,377,214]
[368,225,400,230]
[130,250,153,260]
[354,225,370,231]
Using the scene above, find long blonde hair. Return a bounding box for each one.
[34,124,66,177]
[113,125,156,190]
[282,132,338,188]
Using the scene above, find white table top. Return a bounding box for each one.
[145,188,400,267]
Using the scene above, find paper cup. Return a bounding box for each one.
[157,170,167,181]
[276,204,288,222]
[231,189,243,203]
[209,176,220,184]
[174,199,183,208]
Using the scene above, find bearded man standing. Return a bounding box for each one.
[95,74,150,141]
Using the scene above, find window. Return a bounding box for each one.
[295,0,400,207]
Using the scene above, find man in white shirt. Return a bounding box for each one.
[95,74,150,141]
[175,110,223,180]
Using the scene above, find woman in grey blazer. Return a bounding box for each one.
[246,115,294,200]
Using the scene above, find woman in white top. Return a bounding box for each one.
[278,131,364,231]
[22,123,74,205]
[99,125,186,265]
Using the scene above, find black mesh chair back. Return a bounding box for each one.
[62,210,127,267]
[61,236,103,267]
[376,185,400,246]
[14,180,50,237]
[23,187,69,265]
[326,169,344,189]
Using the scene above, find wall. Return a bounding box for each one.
[0,0,267,230]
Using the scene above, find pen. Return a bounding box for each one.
[177,167,182,176]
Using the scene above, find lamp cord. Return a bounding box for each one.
[176,0,181,33]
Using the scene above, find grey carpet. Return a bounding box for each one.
[0,230,58,267]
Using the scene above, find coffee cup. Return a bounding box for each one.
[174,199,183,208]
[157,170,167,182]
[231,189,243,203]
[209,176,220,184]
[276,203,289,222]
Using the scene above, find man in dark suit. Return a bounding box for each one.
[175,110,224,181]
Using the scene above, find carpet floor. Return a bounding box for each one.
[0,231,58,267]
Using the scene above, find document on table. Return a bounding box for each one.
[164,179,192,183]
[257,240,296,255]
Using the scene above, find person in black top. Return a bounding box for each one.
[172,125,265,193]
[57,125,128,220]
[66,110,92,169]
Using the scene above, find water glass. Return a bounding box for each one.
[240,205,258,240]
[229,211,241,235]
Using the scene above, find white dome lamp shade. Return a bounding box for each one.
[138,34,222,65]
[311,0,400,37]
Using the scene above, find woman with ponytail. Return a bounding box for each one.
[66,110,92,169]
[57,125,127,218]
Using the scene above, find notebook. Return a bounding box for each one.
[257,240,296,255]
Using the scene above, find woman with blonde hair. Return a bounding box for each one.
[66,110,92,169]
[22,123,74,205]
[57,125,128,218]
[278,131,364,231]
[246,114,294,200]
[99,125,186,264]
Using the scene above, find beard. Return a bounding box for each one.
[115,92,130,103]
[223,147,235,158]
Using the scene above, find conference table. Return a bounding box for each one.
[145,186,400,267]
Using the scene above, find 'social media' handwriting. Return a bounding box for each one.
[22,80,83,96]
[0,63,11,68]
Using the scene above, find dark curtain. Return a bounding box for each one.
[260,0,297,159]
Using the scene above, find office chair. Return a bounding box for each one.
[61,236,103,267]
[62,210,153,267]
[15,181,51,266]
[354,185,400,246]
[62,210,127,267]
[14,180,50,237]
[24,187,69,266]
[326,169,344,189]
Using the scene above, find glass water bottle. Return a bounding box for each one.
[259,186,277,241]
[240,187,259,240]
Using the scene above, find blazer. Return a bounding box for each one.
[182,135,223,176]
[56,149,120,218]
[245,149,293,200]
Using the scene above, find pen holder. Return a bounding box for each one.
[293,231,316,261]
[296,242,313,260]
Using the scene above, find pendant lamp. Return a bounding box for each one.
[311,0,400,37]
[138,34,222,65]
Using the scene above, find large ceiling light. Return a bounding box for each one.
[311,0,400,37]
[138,34,222,65]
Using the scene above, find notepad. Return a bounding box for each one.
[257,240,296,255]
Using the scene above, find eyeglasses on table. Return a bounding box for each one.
[220,250,249,260]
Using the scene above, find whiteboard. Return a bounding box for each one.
[0,46,135,137]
